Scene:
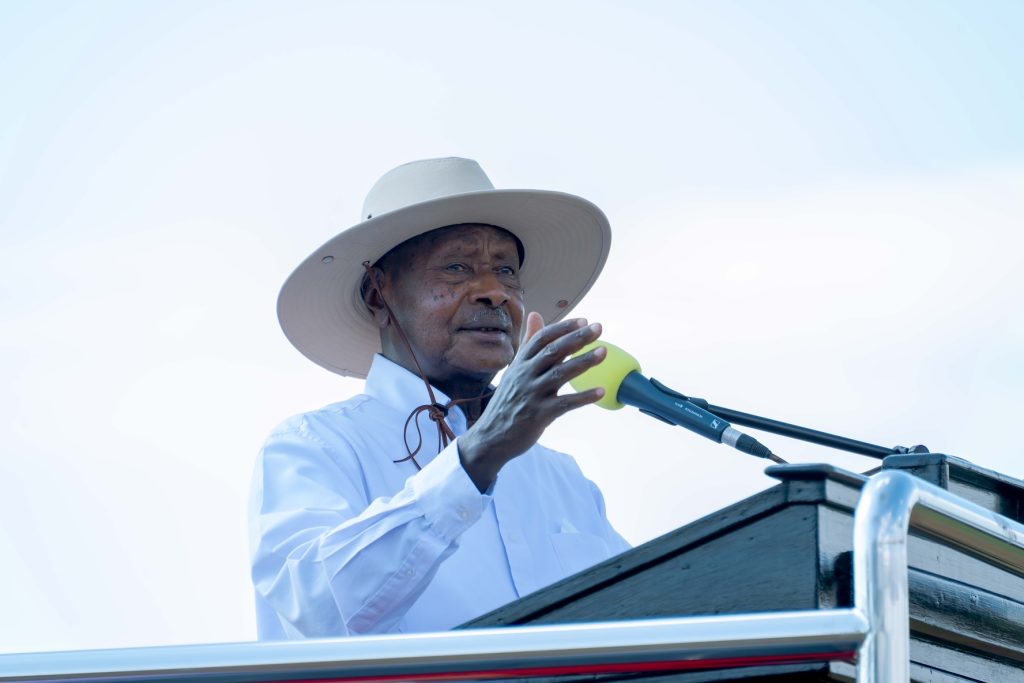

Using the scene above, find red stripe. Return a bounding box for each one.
[273,650,858,682]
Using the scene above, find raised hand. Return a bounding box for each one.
[458,312,607,491]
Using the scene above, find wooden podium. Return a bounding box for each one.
[464,455,1024,681]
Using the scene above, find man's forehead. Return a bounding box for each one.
[393,224,524,265]
[428,224,518,252]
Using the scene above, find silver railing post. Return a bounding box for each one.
[853,469,1024,683]
[852,470,916,682]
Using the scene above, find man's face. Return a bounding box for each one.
[377,224,525,386]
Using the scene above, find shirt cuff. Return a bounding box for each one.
[410,440,489,541]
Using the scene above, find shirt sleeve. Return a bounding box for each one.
[249,417,487,638]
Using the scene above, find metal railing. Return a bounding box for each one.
[2,470,1022,682]
[854,468,1024,681]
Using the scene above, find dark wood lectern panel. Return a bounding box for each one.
[519,507,821,624]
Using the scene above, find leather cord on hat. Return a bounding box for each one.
[362,262,492,470]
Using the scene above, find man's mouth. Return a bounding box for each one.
[460,313,513,335]
[461,326,509,334]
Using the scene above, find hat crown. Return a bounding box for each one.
[361,157,495,220]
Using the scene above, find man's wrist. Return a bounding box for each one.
[457,433,499,493]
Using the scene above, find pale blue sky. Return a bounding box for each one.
[2,0,1022,655]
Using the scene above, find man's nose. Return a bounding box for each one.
[471,271,511,308]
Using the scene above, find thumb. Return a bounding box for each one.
[522,311,544,345]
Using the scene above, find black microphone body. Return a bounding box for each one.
[570,340,778,461]
[618,371,729,441]
[617,371,775,459]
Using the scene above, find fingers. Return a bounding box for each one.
[559,342,607,378]
[550,387,606,419]
[540,322,603,375]
[538,341,606,391]
[469,317,608,467]
[507,316,608,422]
[521,318,599,364]
[520,317,585,358]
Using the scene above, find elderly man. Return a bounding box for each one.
[250,158,630,639]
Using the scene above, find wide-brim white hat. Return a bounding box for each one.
[278,157,612,378]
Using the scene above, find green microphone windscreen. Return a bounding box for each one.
[569,340,642,410]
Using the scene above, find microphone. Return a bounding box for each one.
[571,341,780,461]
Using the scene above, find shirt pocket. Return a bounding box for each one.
[549,531,611,578]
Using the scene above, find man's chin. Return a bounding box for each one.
[446,350,514,380]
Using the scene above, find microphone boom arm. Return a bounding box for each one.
[648,378,929,460]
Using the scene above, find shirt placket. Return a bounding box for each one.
[449,407,530,598]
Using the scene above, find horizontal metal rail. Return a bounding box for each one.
[0,611,866,682]
[853,469,1024,683]
[3,469,1022,682]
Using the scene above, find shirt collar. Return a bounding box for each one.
[363,354,469,434]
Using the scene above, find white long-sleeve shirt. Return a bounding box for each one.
[249,354,630,639]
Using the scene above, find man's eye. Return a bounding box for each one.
[497,265,517,276]
[445,263,468,273]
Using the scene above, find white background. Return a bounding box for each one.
[2,0,1022,653]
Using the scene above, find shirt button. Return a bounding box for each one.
[403,567,415,579]
[457,507,470,521]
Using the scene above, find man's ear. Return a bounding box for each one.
[360,267,390,328]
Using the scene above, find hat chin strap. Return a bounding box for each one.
[361,262,491,470]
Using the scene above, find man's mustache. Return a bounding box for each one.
[461,310,513,332]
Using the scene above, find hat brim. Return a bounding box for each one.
[277,189,611,378]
